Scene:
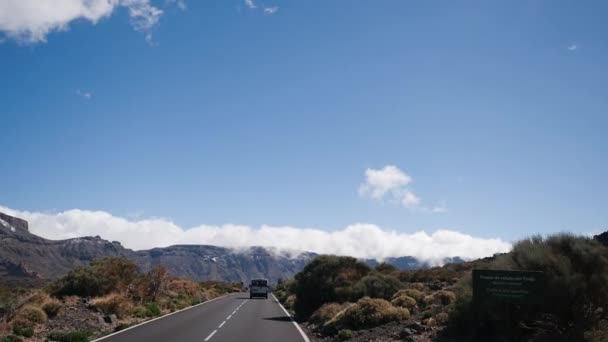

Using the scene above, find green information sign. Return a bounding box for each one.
[472,269,545,304]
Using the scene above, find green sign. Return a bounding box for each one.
[472,269,545,304]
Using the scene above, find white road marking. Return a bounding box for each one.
[218,321,226,328]
[271,293,311,342]
[204,330,217,341]
[227,314,232,320]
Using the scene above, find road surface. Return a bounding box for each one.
[93,293,310,342]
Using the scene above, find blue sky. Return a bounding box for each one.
[0,1,607,255]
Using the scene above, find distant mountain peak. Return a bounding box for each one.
[0,212,29,233]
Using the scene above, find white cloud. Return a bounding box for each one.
[0,205,511,264]
[167,0,187,10]
[244,0,257,9]
[76,89,92,99]
[0,0,163,43]
[264,7,279,15]
[359,166,446,212]
[567,44,578,51]
[359,165,412,200]
[401,190,420,208]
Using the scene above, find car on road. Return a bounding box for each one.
[249,278,269,299]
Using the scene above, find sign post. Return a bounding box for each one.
[472,269,545,338]
[472,269,545,305]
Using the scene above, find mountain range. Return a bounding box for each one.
[0,211,460,286]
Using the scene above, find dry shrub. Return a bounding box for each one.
[405,282,426,291]
[435,312,449,324]
[393,289,425,302]
[62,296,79,306]
[203,288,221,300]
[23,291,51,307]
[422,317,436,326]
[331,297,409,330]
[14,305,47,324]
[294,256,371,320]
[390,295,417,310]
[167,279,200,298]
[42,300,62,318]
[91,293,133,318]
[284,295,296,310]
[310,303,351,326]
[434,290,456,306]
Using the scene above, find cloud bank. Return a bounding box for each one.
[0,0,163,43]
[0,205,511,264]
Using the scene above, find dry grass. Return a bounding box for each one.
[23,291,51,307]
[14,305,47,324]
[392,289,425,302]
[91,293,133,318]
[167,279,201,298]
[284,295,296,310]
[330,297,410,330]
[405,282,426,291]
[390,295,417,310]
[422,290,455,306]
[310,303,351,326]
[62,296,80,306]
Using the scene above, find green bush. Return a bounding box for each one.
[48,267,102,298]
[1,336,23,342]
[337,329,353,341]
[0,286,25,318]
[47,330,91,342]
[294,256,370,320]
[447,233,608,340]
[12,325,33,338]
[144,302,161,317]
[352,273,403,300]
[49,257,137,298]
[375,263,397,274]
[42,301,62,318]
[330,297,409,330]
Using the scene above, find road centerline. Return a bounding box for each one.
[204,330,217,341]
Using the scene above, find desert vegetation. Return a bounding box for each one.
[276,232,608,341]
[0,257,241,342]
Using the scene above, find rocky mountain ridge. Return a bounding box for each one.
[0,212,465,286]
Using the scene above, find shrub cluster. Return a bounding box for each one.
[48,258,137,298]
[447,233,608,340]
[329,297,410,331]
[294,256,370,320]
[42,301,62,318]
[309,303,351,326]
[90,293,133,318]
[47,330,91,342]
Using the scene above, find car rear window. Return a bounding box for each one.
[251,280,267,286]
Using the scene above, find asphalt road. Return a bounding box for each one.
[93,293,310,342]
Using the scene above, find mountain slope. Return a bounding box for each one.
[0,212,316,285]
[0,212,466,286]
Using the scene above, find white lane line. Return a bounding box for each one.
[271,293,311,342]
[227,314,232,320]
[232,310,237,315]
[218,321,226,329]
[204,330,217,341]
[91,294,231,342]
